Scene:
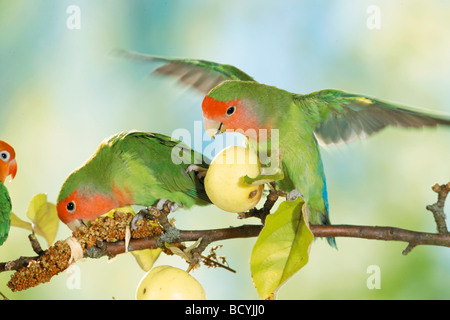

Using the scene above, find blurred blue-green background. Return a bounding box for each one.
[0,0,449,300]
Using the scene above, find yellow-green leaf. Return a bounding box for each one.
[131,248,162,272]
[10,212,32,231]
[101,205,135,218]
[250,198,314,300]
[26,193,59,246]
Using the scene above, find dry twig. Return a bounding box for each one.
[426,182,450,234]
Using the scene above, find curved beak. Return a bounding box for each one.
[8,159,17,182]
[66,219,85,232]
[204,118,225,138]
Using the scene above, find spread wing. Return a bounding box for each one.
[114,50,255,94]
[295,89,450,145]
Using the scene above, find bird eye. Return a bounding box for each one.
[0,151,10,162]
[226,106,236,116]
[66,201,76,213]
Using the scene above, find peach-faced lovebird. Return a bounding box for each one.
[120,51,450,247]
[0,140,17,245]
[57,131,210,231]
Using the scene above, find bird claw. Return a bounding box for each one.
[169,202,180,212]
[185,164,208,179]
[156,199,166,211]
[131,200,181,230]
[156,199,182,212]
[286,189,302,201]
[131,208,149,230]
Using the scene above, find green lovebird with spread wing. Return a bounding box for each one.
[0,140,17,246]
[57,131,210,231]
[118,51,450,247]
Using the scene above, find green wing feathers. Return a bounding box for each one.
[0,182,12,246]
[115,50,255,94]
[114,131,211,206]
[296,89,450,145]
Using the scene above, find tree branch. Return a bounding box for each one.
[310,224,450,253]
[93,222,450,257]
[102,225,263,256]
[2,181,449,292]
[426,182,450,234]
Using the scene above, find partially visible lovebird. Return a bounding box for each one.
[0,140,17,246]
[117,51,450,248]
[57,131,210,231]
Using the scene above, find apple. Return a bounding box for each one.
[204,146,263,213]
[136,265,206,300]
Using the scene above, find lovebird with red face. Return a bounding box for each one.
[57,131,210,231]
[118,51,450,248]
[0,140,17,246]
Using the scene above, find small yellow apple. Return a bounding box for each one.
[205,146,264,213]
[136,265,206,300]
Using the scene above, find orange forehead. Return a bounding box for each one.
[202,96,270,135]
[0,141,15,159]
[202,96,241,119]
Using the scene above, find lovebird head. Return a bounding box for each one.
[201,80,290,140]
[0,140,17,184]
[57,130,210,231]
[57,168,120,231]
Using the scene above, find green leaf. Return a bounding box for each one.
[250,198,314,300]
[10,212,33,231]
[26,193,59,246]
[131,248,162,272]
[101,205,135,218]
[243,170,285,186]
[11,194,59,247]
